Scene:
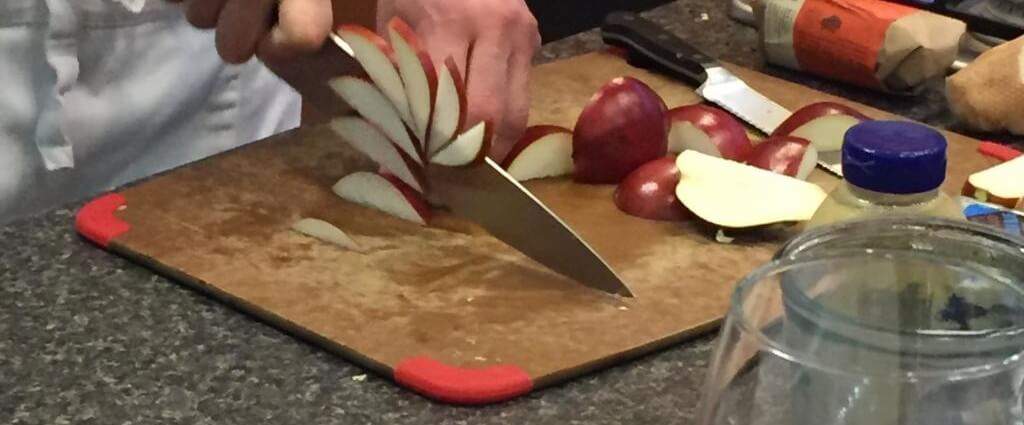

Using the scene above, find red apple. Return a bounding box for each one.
[328,116,424,193]
[333,171,431,225]
[668,104,753,161]
[747,136,818,180]
[330,76,421,164]
[772,102,870,152]
[500,125,574,181]
[614,157,691,221]
[335,25,413,128]
[572,76,669,184]
[388,17,438,144]
[430,121,492,167]
[427,57,468,156]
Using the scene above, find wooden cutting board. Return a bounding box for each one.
[75,51,997,405]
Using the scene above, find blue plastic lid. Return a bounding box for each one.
[842,120,948,194]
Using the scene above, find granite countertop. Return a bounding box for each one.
[2,1,1020,424]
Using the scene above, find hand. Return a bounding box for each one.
[169,0,334,64]
[378,0,541,161]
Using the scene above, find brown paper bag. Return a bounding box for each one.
[946,35,1024,135]
[753,0,966,93]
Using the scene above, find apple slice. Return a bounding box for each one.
[388,17,437,145]
[615,156,691,222]
[668,104,753,161]
[962,156,1024,209]
[427,57,468,155]
[330,76,421,164]
[573,76,669,184]
[333,171,430,225]
[328,116,423,193]
[291,217,362,251]
[747,136,819,180]
[335,25,414,128]
[500,125,574,181]
[675,150,827,229]
[430,121,492,167]
[772,102,870,152]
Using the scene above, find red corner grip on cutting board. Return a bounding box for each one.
[75,193,130,248]
[394,357,533,404]
[978,142,1023,162]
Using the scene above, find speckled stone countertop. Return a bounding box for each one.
[2,1,1020,424]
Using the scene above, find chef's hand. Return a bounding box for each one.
[169,0,334,63]
[378,0,541,161]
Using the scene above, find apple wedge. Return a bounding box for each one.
[615,156,691,222]
[328,116,423,193]
[333,171,431,225]
[962,156,1024,209]
[335,25,414,128]
[427,57,468,155]
[430,121,492,167]
[573,76,669,184]
[388,17,437,145]
[330,76,422,164]
[747,136,818,180]
[772,102,870,152]
[675,150,827,229]
[668,104,753,161]
[500,125,574,181]
[291,217,362,251]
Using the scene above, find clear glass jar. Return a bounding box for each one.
[805,121,965,229]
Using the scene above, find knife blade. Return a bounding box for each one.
[599,11,844,177]
[265,33,635,297]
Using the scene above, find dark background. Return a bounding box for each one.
[527,0,674,42]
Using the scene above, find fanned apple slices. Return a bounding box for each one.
[327,18,486,224]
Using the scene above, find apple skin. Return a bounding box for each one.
[614,156,692,222]
[747,136,817,179]
[772,102,869,137]
[500,125,572,168]
[667,104,753,161]
[573,77,669,184]
[378,171,432,222]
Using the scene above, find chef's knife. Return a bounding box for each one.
[264,33,635,298]
[600,11,844,177]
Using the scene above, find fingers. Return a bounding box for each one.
[420,28,470,79]
[214,0,275,64]
[182,0,227,29]
[256,0,334,62]
[496,43,535,161]
[463,34,510,158]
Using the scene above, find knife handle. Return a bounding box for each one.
[600,11,717,87]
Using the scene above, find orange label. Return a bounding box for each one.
[792,0,916,89]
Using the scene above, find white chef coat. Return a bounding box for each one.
[0,0,302,225]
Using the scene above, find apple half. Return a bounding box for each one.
[772,102,870,152]
[674,150,827,229]
[500,125,574,181]
[668,104,753,162]
[615,156,691,222]
[430,121,492,167]
[747,136,818,180]
[333,171,431,225]
[388,17,438,145]
[962,156,1024,209]
[427,57,468,155]
[330,76,422,163]
[328,116,424,193]
[335,25,414,129]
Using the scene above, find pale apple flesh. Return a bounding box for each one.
[428,57,468,156]
[501,125,574,181]
[388,17,438,144]
[747,136,819,180]
[962,156,1024,208]
[430,121,492,167]
[674,150,827,229]
[333,171,431,225]
[615,156,691,222]
[328,116,424,193]
[330,76,421,164]
[772,102,870,152]
[336,25,414,128]
[291,217,362,251]
[667,104,753,161]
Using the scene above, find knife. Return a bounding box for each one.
[599,11,844,177]
[263,33,635,298]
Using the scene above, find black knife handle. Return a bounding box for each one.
[600,11,718,87]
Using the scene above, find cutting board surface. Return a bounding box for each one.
[77,52,995,404]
